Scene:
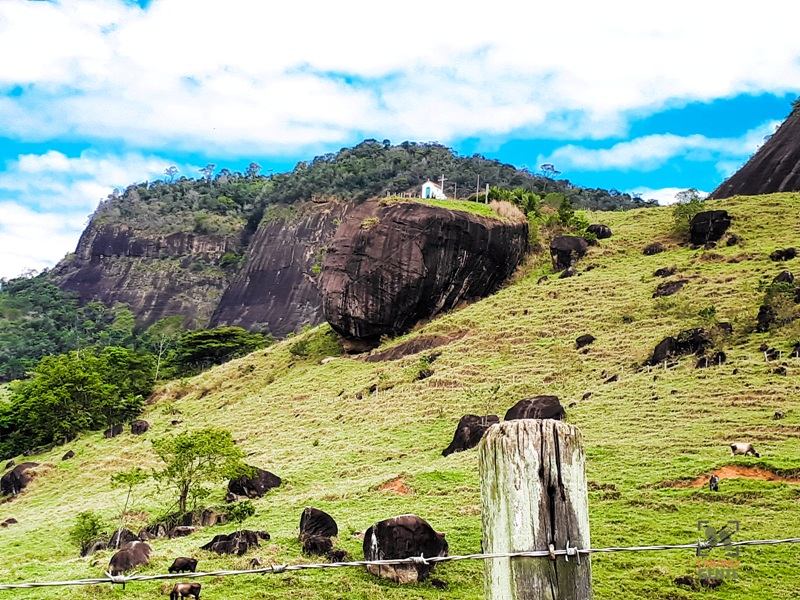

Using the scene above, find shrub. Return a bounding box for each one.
[69,511,108,554]
[672,189,705,235]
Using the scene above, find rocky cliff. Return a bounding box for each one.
[710,105,800,199]
[210,202,352,336]
[319,200,528,348]
[51,222,242,328]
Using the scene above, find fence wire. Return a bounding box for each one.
[1,536,799,591]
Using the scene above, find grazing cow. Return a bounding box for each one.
[441,414,500,457]
[709,475,719,492]
[168,557,198,573]
[108,541,152,576]
[730,442,759,457]
[504,396,565,421]
[170,582,201,600]
[363,515,448,583]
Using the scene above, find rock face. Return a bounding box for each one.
[690,210,731,246]
[210,202,351,336]
[320,201,528,347]
[709,106,800,199]
[201,530,270,555]
[550,236,588,271]
[300,507,338,539]
[108,541,152,575]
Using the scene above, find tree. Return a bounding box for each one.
[199,163,216,181]
[164,166,179,183]
[539,163,561,179]
[143,316,184,381]
[69,511,108,555]
[171,327,268,375]
[110,467,149,547]
[672,188,705,235]
[245,162,262,178]
[225,499,256,526]
[152,428,250,515]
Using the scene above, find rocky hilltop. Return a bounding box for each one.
[710,104,800,199]
[320,200,528,349]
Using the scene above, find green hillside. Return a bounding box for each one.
[2,193,800,599]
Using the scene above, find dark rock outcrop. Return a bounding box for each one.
[643,243,664,255]
[441,414,500,456]
[300,507,338,539]
[169,526,196,538]
[320,201,528,347]
[690,210,731,246]
[62,450,75,461]
[654,266,676,277]
[709,106,800,199]
[362,515,448,583]
[773,270,795,284]
[504,396,565,421]
[227,467,281,499]
[104,424,123,439]
[108,541,152,575]
[770,247,797,262]
[756,305,776,332]
[550,236,588,271]
[696,351,727,368]
[586,224,612,239]
[653,280,686,298]
[109,528,139,548]
[130,420,150,435]
[647,328,711,366]
[1,462,38,496]
[1,517,18,527]
[576,334,595,349]
[201,530,270,555]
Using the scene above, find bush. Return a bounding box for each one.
[289,326,342,360]
[224,500,256,526]
[69,511,108,554]
[672,189,705,235]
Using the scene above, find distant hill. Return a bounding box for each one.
[710,102,800,199]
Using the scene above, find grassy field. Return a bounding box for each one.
[2,193,800,599]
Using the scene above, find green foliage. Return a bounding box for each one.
[224,499,256,526]
[671,189,705,235]
[762,282,799,328]
[360,217,380,229]
[152,427,250,514]
[0,346,153,457]
[406,355,433,381]
[289,326,342,360]
[170,327,269,375]
[68,511,107,554]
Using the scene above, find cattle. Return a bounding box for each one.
[441,414,500,456]
[504,396,565,421]
[108,541,152,576]
[586,223,613,239]
[227,467,281,499]
[170,582,201,600]
[550,236,589,271]
[363,515,448,583]
[300,507,338,539]
[730,442,759,457]
[168,557,198,573]
[709,475,719,492]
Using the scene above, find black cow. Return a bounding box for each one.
[504,396,565,421]
[168,557,198,573]
[363,515,448,583]
[170,582,201,600]
[108,541,151,576]
[441,414,499,456]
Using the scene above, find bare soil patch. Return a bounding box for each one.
[678,465,800,488]
[375,477,414,495]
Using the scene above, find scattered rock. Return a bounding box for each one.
[773,366,787,376]
[537,276,548,284]
[550,236,588,271]
[366,334,460,362]
[696,352,726,368]
[169,526,196,538]
[1,517,18,527]
[756,304,775,332]
[652,279,686,298]
[171,420,183,426]
[130,420,150,435]
[109,528,139,548]
[3,461,14,470]
[581,392,592,401]
[104,424,123,439]
[647,328,710,366]
[643,242,664,256]
[1,462,38,496]
[653,266,676,277]
[586,224,612,239]
[442,414,500,456]
[690,210,731,246]
[62,450,75,461]
[726,233,740,246]
[228,467,281,499]
[770,247,797,262]
[201,530,270,555]
[604,374,618,383]
[302,534,333,556]
[200,508,227,527]
[559,266,576,278]
[576,334,595,349]
[773,270,795,284]
[774,411,784,420]
[504,396,565,420]
[430,578,448,590]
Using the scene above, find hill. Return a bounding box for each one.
[3,193,800,599]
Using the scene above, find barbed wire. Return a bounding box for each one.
[1,536,799,591]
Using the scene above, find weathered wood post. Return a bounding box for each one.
[479,419,591,599]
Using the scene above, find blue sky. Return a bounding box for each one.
[1,0,799,279]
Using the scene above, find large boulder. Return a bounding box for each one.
[320,200,528,348]
[130,420,150,435]
[504,396,565,421]
[362,515,448,583]
[227,467,281,499]
[441,414,500,456]
[586,224,612,239]
[201,530,270,555]
[689,210,731,246]
[550,236,588,271]
[300,507,338,539]
[647,328,711,366]
[1,462,38,496]
[108,541,152,575]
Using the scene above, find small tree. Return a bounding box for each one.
[69,511,108,555]
[110,466,150,547]
[225,500,256,527]
[672,188,705,235]
[152,428,250,515]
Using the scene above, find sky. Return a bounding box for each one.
[1,0,799,280]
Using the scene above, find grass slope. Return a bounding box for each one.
[3,193,800,599]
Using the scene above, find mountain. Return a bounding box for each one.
[3,192,800,599]
[710,103,800,199]
[49,140,656,336]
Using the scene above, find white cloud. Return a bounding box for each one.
[538,121,780,174]
[627,187,709,206]
[0,150,195,279]
[0,0,798,153]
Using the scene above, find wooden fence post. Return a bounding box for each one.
[479,419,591,599]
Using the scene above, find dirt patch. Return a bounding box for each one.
[677,465,800,488]
[365,333,464,362]
[376,477,414,495]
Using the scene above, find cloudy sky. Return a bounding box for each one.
[1,0,799,279]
